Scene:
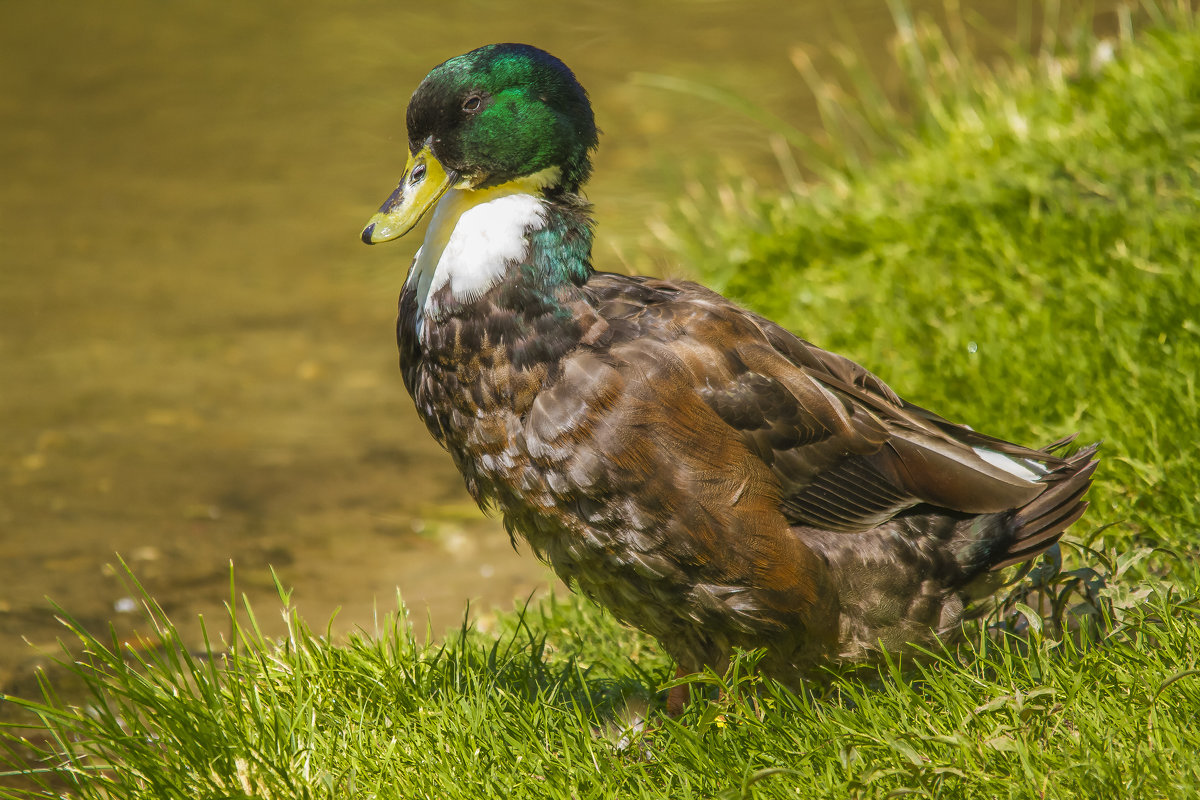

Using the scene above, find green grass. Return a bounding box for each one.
[5,4,1200,798]
[2,565,1199,799]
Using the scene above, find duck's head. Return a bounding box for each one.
[362,43,598,245]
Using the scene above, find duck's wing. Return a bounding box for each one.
[584,273,1065,534]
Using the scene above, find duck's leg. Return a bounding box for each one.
[666,664,690,717]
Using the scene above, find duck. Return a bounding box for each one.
[361,43,1099,714]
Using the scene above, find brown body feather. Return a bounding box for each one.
[398,261,1098,680]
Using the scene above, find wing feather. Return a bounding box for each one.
[584,273,1056,533]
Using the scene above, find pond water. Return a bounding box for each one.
[0,0,1116,694]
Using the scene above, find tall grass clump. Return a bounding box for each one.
[5,3,1200,798]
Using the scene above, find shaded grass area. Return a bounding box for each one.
[5,4,1200,798]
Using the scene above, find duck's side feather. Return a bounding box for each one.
[580,272,1063,532]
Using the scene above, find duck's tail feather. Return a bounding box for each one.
[988,442,1100,571]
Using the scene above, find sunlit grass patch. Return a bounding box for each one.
[2,563,1200,798]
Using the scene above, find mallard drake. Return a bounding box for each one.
[361,43,1099,712]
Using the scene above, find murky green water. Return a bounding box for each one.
[0,0,1114,694]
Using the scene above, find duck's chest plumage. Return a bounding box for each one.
[396,206,838,670]
[395,191,595,489]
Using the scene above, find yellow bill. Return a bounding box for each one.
[361,146,457,244]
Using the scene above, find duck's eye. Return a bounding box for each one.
[409,163,426,184]
[462,95,482,112]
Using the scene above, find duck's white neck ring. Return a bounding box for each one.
[406,188,549,334]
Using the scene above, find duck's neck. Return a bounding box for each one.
[396,178,597,447]
[404,173,593,334]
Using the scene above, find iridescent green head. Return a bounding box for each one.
[363,44,598,244]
